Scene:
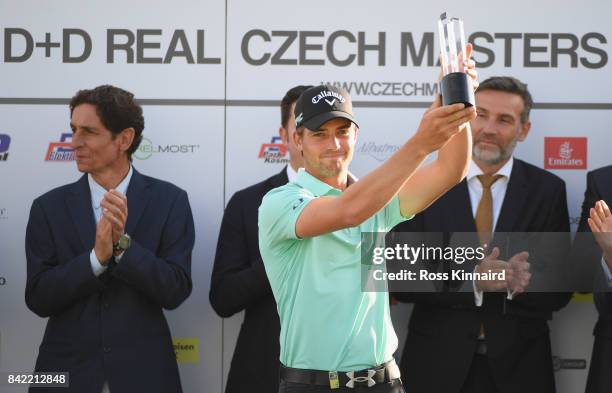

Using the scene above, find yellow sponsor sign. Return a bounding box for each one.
[173,338,200,364]
[572,293,594,303]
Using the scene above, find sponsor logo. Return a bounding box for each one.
[311,90,346,105]
[0,134,10,161]
[0,277,6,286]
[322,81,438,97]
[45,133,75,161]
[3,28,221,64]
[242,30,607,69]
[134,137,200,160]
[292,198,304,210]
[172,338,200,364]
[295,113,303,125]
[544,137,587,170]
[356,140,400,162]
[552,356,587,372]
[572,293,593,303]
[258,136,288,164]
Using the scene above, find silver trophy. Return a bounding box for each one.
[438,12,475,106]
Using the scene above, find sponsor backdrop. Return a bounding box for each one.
[1,0,610,392]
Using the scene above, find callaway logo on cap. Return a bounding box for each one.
[294,84,359,130]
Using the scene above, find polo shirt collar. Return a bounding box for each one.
[296,168,343,196]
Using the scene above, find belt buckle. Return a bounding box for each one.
[476,339,487,355]
[329,371,340,390]
[345,369,376,388]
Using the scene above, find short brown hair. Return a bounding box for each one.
[476,76,533,124]
[280,85,312,128]
[70,85,144,159]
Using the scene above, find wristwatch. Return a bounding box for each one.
[113,233,131,255]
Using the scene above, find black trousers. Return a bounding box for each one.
[279,379,405,393]
[585,333,612,393]
[459,353,499,393]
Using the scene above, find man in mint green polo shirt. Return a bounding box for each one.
[259,71,478,392]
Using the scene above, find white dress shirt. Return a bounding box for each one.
[286,164,298,183]
[88,167,133,393]
[466,158,514,306]
[467,157,513,233]
[89,166,133,276]
[601,257,612,287]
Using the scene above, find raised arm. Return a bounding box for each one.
[295,103,476,238]
[397,99,472,218]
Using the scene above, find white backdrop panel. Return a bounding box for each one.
[227,0,611,103]
[0,104,225,393]
[0,0,225,99]
[1,1,611,392]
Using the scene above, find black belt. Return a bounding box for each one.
[280,359,401,389]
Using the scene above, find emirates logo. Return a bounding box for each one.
[544,137,587,170]
[558,142,572,160]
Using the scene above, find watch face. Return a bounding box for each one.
[117,234,130,249]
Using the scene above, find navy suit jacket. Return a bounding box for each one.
[209,168,288,393]
[392,159,571,393]
[25,169,194,393]
[572,165,612,393]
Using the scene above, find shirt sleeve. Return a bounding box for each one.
[90,249,107,276]
[382,195,413,231]
[259,185,314,247]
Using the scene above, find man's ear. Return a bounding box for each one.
[518,120,531,142]
[293,128,303,152]
[279,126,289,144]
[119,128,135,152]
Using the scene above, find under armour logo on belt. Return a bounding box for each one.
[345,370,376,388]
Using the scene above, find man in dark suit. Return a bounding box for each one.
[572,165,612,393]
[209,85,311,393]
[25,85,194,393]
[393,76,571,393]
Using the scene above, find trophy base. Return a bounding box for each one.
[440,72,475,107]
